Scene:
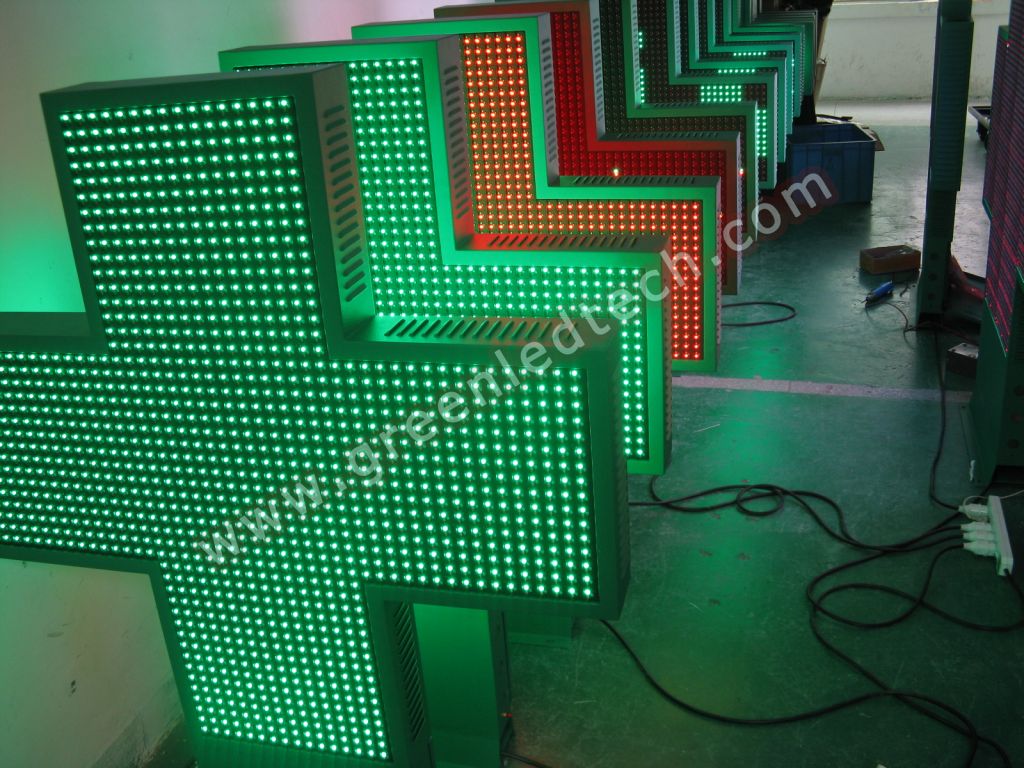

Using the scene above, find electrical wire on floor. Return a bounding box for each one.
[623,478,1023,767]
[927,329,964,511]
[721,301,798,327]
[869,296,978,345]
[866,302,974,510]
[599,620,992,762]
[614,326,1023,767]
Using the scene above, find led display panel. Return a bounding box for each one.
[223,33,717,393]
[433,0,748,295]
[354,15,729,360]
[0,64,631,768]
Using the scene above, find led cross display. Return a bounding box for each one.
[982,25,1022,348]
[223,35,716,387]
[738,3,817,88]
[970,21,1024,482]
[221,37,677,474]
[634,0,791,186]
[597,0,778,187]
[536,0,766,191]
[694,0,803,118]
[347,20,720,370]
[682,0,799,141]
[351,15,723,368]
[434,1,746,295]
[492,0,765,209]
[0,64,631,768]
[715,2,816,98]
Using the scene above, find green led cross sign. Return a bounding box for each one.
[349,16,721,372]
[0,65,631,768]
[710,0,815,98]
[635,0,792,185]
[432,1,746,296]
[221,36,681,472]
[691,0,803,120]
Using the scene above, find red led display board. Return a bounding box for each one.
[437,0,746,294]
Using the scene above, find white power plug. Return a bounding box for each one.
[959,496,1014,576]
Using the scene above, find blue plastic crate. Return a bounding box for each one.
[786,123,878,204]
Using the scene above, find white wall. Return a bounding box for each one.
[0,561,182,768]
[820,0,1011,100]
[0,4,478,767]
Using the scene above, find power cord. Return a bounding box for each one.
[928,329,961,511]
[505,326,1017,767]
[864,305,970,510]
[721,301,797,327]
[599,620,991,766]
[624,478,1022,766]
[616,326,1021,765]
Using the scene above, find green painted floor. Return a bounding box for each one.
[501,111,1024,768]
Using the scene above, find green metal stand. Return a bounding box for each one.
[917,0,975,319]
[505,612,575,648]
[415,605,512,768]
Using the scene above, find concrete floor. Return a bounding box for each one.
[821,99,991,279]
[501,103,1024,768]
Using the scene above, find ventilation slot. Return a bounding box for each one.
[443,63,473,222]
[591,13,606,125]
[392,603,426,742]
[482,232,640,250]
[539,35,559,172]
[385,316,543,342]
[321,98,369,306]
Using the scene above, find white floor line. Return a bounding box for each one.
[672,375,973,404]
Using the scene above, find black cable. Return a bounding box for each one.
[804,594,1010,768]
[869,299,913,334]
[502,752,557,768]
[594,315,1016,765]
[598,619,990,767]
[860,309,967,510]
[928,330,962,511]
[632,479,961,554]
[626,477,1020,764]
[809,543,1024,633]
[721,301,797,327]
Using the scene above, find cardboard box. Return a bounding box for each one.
[860,244,921,275]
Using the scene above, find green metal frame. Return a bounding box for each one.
[970,275,1024,484]
[413,604,513,767]
[0,64,631,768]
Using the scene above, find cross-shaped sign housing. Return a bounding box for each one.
[0,62,631,768]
